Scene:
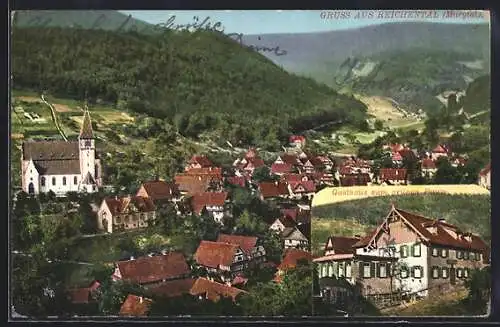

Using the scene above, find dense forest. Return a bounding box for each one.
[11,27,368,149]
[336,49,489,114]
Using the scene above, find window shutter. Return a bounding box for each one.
[410,266,414,278]
[411,244,415,257]
[375,263,380,278]
[400,246,404,257]
[359,262,364,278]
[370,262,375,278]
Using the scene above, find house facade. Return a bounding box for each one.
[190,192,230,224]
[283,226,309,250]
[97,196,156,233]
[21,110,102,196]
[216,233,267,266]
[194,241,249,277]
[378,168,408,185]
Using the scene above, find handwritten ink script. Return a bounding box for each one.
[19,13,287,56]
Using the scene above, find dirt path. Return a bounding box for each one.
[40,95,68,141]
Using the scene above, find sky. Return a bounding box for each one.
[120,10,489,35]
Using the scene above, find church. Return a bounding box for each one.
[21,110,103,196]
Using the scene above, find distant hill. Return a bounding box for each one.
[11,27,368,150]
[242,22,490,81]
[12,10,153,32]
[461,74,491,114]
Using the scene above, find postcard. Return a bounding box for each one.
[10,9,490,319]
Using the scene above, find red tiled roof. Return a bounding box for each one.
[324,236,359,255]
[387,143,404,153]
[174,174,222,195]
[353,207,489,252]
[379,168,407,181]
[340,173,371,186]
[432,145,448,153]
[137,180,179,201]
[194,241,240,268]
[289,180,316,193]
[399,148,416,160]
[289,135,306,143]
[277,248,312,271]
[479,163,491,176]
[189,277,247,302]
[184,167,222,177]
[226,176,246,187]
[103,196,156,216]
[116,252,190,284]
[67,288,91,304]
[188,155,213,168]
[279,154,301,166]
[421,158,436,169]
[246,157,265,169]
[147,278,196,298]
[217,233,258,255]
[119,294,153,316]
[245,148,258,159]
[272,215,297,228]
[281,208,299,221]
[190,192,228,214]
[271,163,293,174]
[258,182,289,198]
[281,173,308,183]
[392,152,403,161]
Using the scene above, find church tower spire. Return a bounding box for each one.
[79,103,93,139]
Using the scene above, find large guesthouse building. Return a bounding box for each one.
[21,110,102,196]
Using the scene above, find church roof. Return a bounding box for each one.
[34,160,81,175]
[79,110,94,139]
[23,141,79,161]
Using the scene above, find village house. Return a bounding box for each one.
[378,168,408,185]
[269,215,297,233]
[189,277,247,302]
[146,278,196,299]
[336,157,372,175]
[21,109,103,196]
[339,173,372,187]
[430,144,449,161]
[282,226,309,250]
[189,192,231,224]
[97,195,156,233]
[174,173,224,196]
[287,180,316,200]
[136,180,181,203]
[271,162,294,176]
[185,155,214,171]
[216,233,267,266]
[289,135,306,148]
[274,153,303,169]
[352,205,488,298]
[112,252,191,286]
[233,148,265,176]
[194,240,249,278]
[119,294,153,317]
[274,248,312,283]
[478,163,491,190]
[421,158,437,178]
[311,172,335,186]
[281,204,311,226]
[66,280,101,307]
[226,175,247,188]
[257,181,290,200]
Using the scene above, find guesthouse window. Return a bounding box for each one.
[456,251,463,259]
[362,262,372,278]
[63,177,66,185]
[52,177,56,186]
[41,177,46,186]
[411,266,423,279]
[431,266,439,279]
[346,263,352,278]
[338,262,345,278]
[463,251,469,260]
[378,263,387,278]
[411,243,421,257]
[457,268,463,278]
[400,266,409,279]
[400,245,409,258]
[432,248,439,257]
[440,249,448,258]
[464,268,469,278]
[441,267,449,279]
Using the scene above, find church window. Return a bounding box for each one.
[41,177,45,186]
[74,176,78,185]
[63,177,66,185]
[85,140,91,147]
[52,177,56,186]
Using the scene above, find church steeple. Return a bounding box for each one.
[79,104,93,139]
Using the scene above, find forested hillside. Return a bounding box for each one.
[11,27,368,150]
[336,49,489,114]
[462,74,490,114]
